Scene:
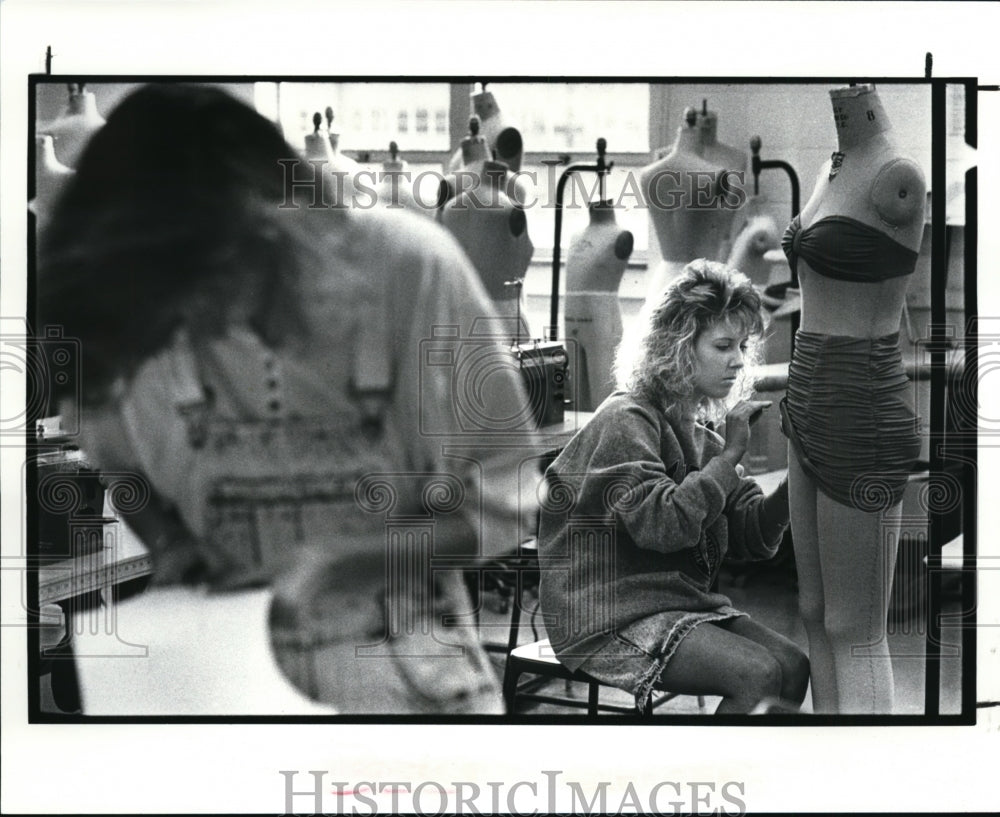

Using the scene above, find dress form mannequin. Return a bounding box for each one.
[564,200,634,410]
[441,160,534,339]
[640,108,733,302]
[304,112,358,202]
[447,84,507,172]
[727,208,781,290]
[471,85,506,151]
[782,84,926,714]
[698,102,749,261]
[495,125,524,173]
[43,83,105,168]
[304,111,335,161]
[438,119,527,214]
[438,116,489,217]
[324,106,360,175]
[377,140,426,214]
[30,134,74,233]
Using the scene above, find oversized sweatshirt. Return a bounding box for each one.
[537,391,787,671]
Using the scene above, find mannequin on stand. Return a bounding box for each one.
[42,83,106,168]
[30,134,74,235]
[376,141,426,215]
[640,108,735,303]
[448,84,507,173]
[780,84,926,714]
[564,200,634,410]
[324,106,360,175]
[441,159,534,339]
[698,102,749,262]
[727,205,781,291]
[303,110,359,203]
[439,118,527,213]
[495,125,524,173]
[437,116,489,217]
[304,111,335,161]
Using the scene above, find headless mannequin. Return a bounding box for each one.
[377,140,427,215]
[441,160,534,339]
[495,125,524,172]
[438,116,489,217]
[698,103,749,261]
[727,205,781,290]
[30,134,74,234]
[640,108,733,302]
[43,84,105,168]
[787,84,926,714]
[303,111,358,202]
[564,200,634,410]
[324,106,360,175]
[439,118,527,213]
[304,111,336,161]
[448,85,507,172]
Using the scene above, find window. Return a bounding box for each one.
[484,82,650,154]
[270,82,451,153]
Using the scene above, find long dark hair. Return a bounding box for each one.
[37,83,309,406]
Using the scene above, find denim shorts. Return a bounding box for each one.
[577,608,744,710]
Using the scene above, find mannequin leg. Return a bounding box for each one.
[787,444,838,713]
[815,496,902,714]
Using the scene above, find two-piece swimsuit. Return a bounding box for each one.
[779,214,921,510]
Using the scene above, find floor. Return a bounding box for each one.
[484,546,966,717]
[38,539,965,718]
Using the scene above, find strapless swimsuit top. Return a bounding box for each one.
[781,214,919,283]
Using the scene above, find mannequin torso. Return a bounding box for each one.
[792,86,926,337]
[31,134,74,231]
[565,201,633,409]
[439,120,527,210]
[641,122,731,262]
[699,109,749,260]
[566,200,634,292]
[727,211,780,289]
[441,161,534,336]
[780,86,927,714]
[44,87,105,168]
[378,142,426,214]
[304,113,359,195]
[447,88,507,173]
[641,116,735,299]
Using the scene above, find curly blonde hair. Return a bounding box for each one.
[615,258,766,421]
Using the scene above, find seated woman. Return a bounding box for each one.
[36,83,538,715]
[537,259,809,714]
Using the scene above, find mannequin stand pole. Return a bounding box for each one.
[550,138,612,341]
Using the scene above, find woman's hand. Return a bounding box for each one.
[720,399,772,467]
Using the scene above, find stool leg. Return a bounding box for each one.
[502,662,520,713]
[587,682,599,716]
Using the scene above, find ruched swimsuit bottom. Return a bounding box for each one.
[780,330,920,511]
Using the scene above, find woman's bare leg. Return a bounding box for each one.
[718,615,810,706]
[654,621,788,714]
